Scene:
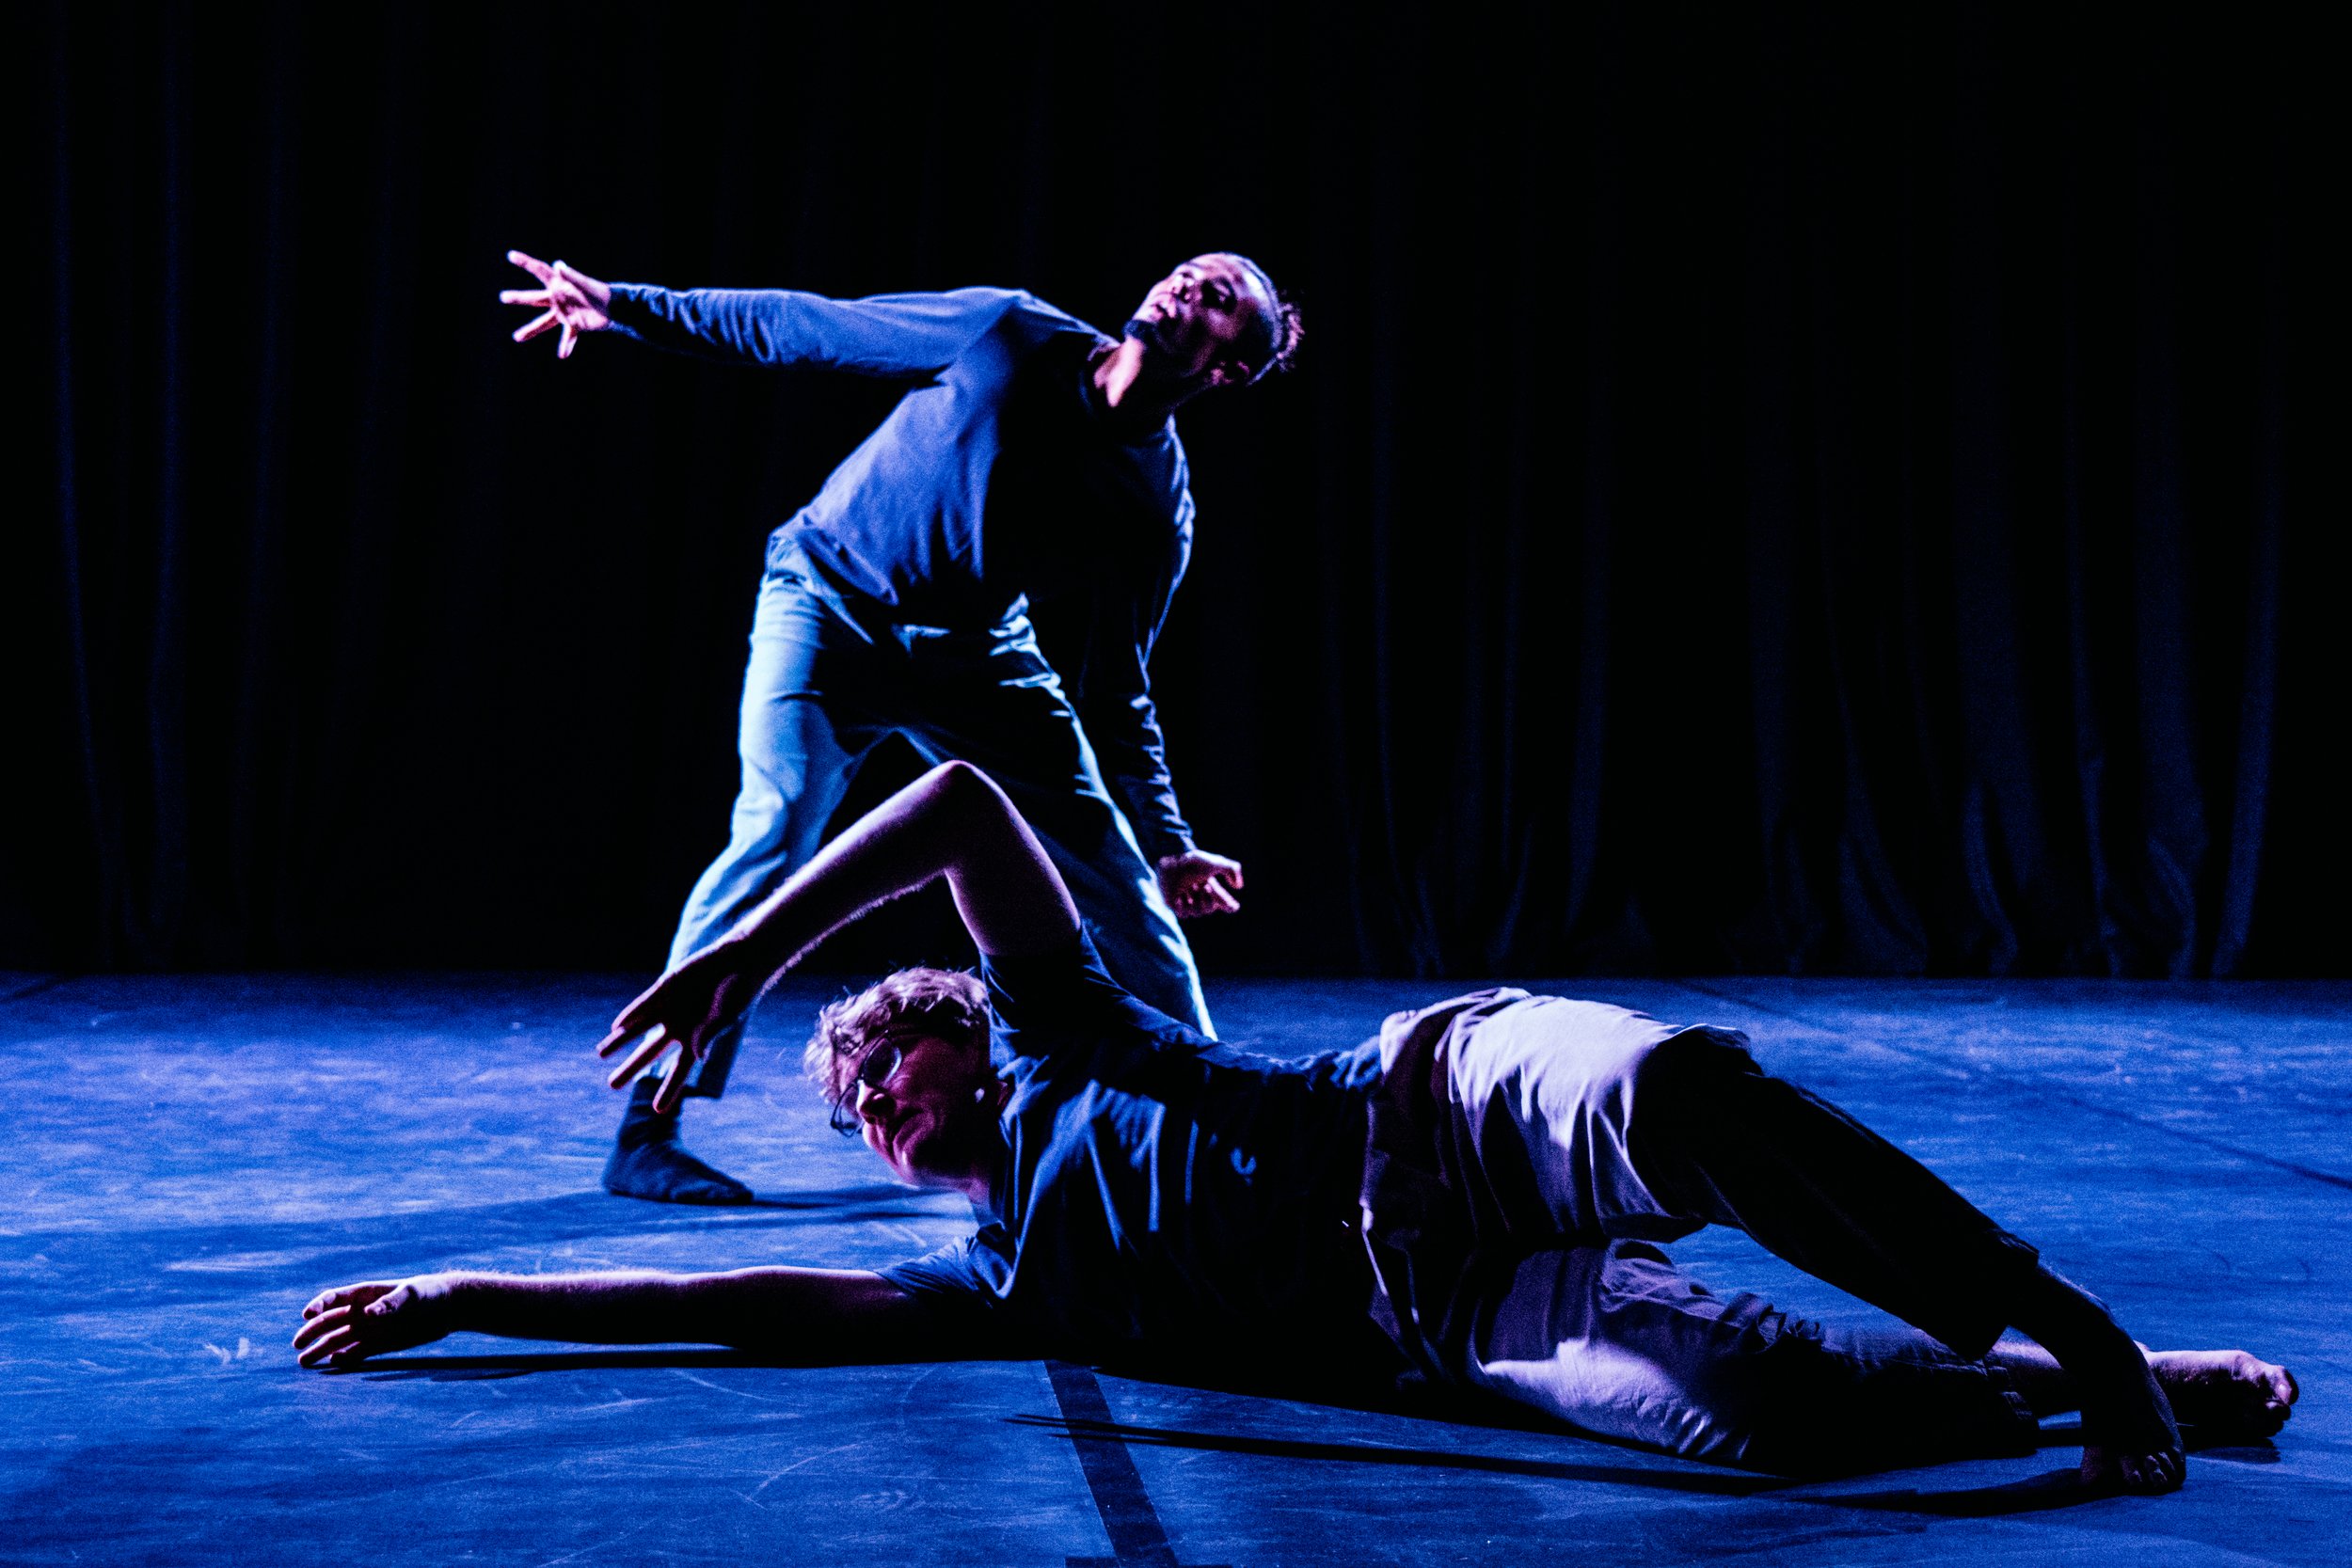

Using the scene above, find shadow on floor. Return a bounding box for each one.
[344,1344,2212,1518]
[1798,1469,2091,1515]
[1014,1412,2258,1518]
[1008,1411,1789,1497]
[349,1345,945,1379]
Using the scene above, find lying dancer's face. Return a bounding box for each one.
[852,1034,1000,1187]
[1127,253,1278,387]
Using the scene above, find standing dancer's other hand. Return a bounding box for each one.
[595,939,769,1113]
[1158,849,1244,918]
[500,249,613,359]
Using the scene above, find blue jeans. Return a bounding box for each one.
[667,546,1212,1096]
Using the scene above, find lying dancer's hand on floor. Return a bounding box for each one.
[293,1278,453,1368]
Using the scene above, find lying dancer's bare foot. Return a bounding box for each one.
[2146,1348,2299,1439]
[2077,1340,2185,1495]
[2010,1263,2185,1495]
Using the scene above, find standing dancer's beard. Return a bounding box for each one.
[1122,317,1183,379]
[1100,318,1188,416]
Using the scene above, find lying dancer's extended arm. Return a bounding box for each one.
[293,762,1068,1371]
[602,757,1079,1111]
[292,1267,923,1369]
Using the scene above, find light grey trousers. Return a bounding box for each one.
[1468,1241,2037,1474]
[1369,991,2042,1475]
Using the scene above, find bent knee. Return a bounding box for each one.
[1642,1026,1762,1084]
[1632,1027,1768,1134]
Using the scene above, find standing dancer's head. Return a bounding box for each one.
[1123,253,1304,396]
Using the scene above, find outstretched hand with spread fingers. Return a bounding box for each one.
[596,939,771,1113]
[500,249,613,359]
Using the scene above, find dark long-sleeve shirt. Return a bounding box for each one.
[606,282,1199,861]
[880,934,1393,1377]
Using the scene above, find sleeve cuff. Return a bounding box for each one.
[600,281,664,341]
[1141,832,1196,866]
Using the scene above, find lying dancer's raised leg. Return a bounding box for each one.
[1623,1032,2295,1492]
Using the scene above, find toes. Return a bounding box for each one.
[2225,1359,2296,1430]
[2152,1351,2300,1433]
[2120,1452,2185,1495]
[2084,1445,2186,1497]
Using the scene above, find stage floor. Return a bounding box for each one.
[3,972,2345,1566]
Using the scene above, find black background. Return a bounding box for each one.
[18,1,2339,979]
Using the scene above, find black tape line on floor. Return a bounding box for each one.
[0,974,71,1006]
[1045,1360,1228,1568]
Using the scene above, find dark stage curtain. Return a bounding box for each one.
[17,2,2338,979]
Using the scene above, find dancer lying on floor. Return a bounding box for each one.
[293,763,2296,1492]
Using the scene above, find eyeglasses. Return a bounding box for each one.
[828,1039,909,1136]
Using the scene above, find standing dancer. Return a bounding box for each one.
[501,249,1303,1203]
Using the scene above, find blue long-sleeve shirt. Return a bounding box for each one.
[606,282,1199,860]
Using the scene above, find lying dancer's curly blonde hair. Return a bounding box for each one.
[803,967,990,1105]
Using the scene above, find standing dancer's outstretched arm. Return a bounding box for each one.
[499,250,991,373]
